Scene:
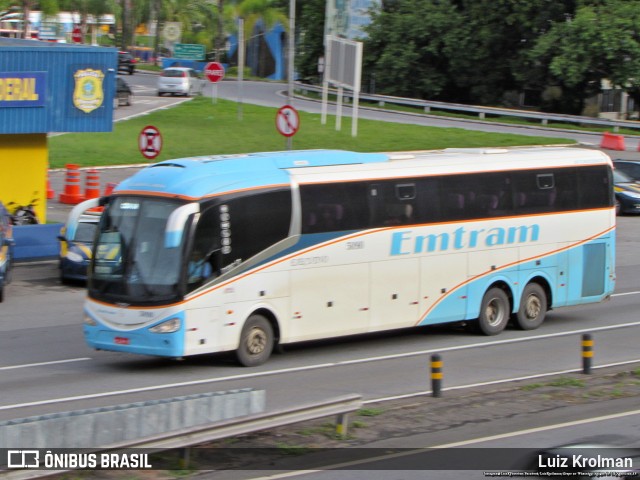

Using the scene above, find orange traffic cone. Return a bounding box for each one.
[84,169,101,201]
[59,164,84,204]
[46,173,55,200]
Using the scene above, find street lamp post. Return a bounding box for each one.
[287,0,295,149]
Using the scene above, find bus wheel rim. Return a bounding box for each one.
[485,298,504,327]
[525,294,541,320]
[247,327,266,355]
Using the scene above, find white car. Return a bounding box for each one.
[157,67,202,97]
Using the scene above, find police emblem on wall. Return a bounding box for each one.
[73,69,105,113]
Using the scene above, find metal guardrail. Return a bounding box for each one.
[1,394,363,479]
[116,393,363,450]
[0,389,266,450]
[295,82,640,133]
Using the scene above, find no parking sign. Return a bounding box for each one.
[275,105,300,138]
[139,125,162,160]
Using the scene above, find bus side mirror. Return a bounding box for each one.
[165,203,200,248]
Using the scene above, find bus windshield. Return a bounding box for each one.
[89,196,188,306]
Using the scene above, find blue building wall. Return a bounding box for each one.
[228,21,286,81]
[0,38,117,133]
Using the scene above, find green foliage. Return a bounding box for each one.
[357,408,384,417]
[363,0,640,114]
[295,0,326,83]
[520,383,545,391]
[276,443,311,455]
[547,377,586,388]
[364,0,462,100]
[47,97,571,169]
[527,0,640,113]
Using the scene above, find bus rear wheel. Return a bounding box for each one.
[515,283,547,330]
[478,287,510,335]
[236,314,274,367]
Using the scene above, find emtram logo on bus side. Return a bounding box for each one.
[390,224,541,256]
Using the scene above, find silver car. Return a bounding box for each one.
[157,67,202,97]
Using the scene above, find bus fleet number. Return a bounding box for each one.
[347,241,364,250]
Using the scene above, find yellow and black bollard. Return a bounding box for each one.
[582,334,593,374]
[431,353,443,397]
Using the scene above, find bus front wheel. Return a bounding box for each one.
[236,314,274,367]
[515,283,546,330]
[478,287,510,335]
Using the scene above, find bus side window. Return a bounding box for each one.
[316,204,344,231]
[445,193,466,217]
[384,203,413,225]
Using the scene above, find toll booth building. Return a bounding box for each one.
[0,38,117,222]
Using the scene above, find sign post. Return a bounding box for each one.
[138,125,163,160]
[275,105,300,150]
[204,61,225,104]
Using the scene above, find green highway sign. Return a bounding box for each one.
[174,43,205,60]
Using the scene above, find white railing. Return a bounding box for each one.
[295,83,640,133]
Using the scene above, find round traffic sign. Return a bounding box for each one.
[204,62,225,83]
[72,27,82,43]
[275,105,300,138]
[139,125,163,160]
[163,23,181,42]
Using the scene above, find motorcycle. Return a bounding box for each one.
[8,198,39,226]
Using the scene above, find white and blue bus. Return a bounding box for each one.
[71,147,616,366]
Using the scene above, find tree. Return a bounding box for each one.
[362,0,582,106]
[293,0,324,83]
[58,0,110,43]
[1,0,59,37]
[447,0,576,105]
[363,0,463,99]
[529,0,640,115]
[216,0,224,61]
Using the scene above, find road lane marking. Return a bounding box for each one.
[195,407,640,478]
[612,290,640,297]
[431,407,640,447]
[0,358,91,371]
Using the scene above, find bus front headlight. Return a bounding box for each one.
[84,314,97,326]
[149,318,181,333]
[66,251,84,263]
